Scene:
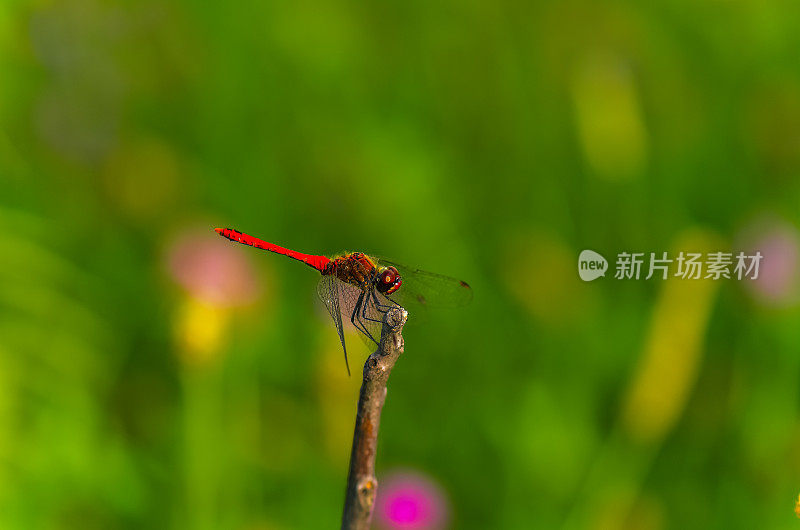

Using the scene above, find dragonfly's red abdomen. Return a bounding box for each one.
[215,227,330,272]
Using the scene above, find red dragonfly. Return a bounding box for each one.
[215,227,472,374]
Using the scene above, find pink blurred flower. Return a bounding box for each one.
[167,228,261,307]
[738,218,800,307]
[375,470,450,530]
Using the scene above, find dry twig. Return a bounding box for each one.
[341,306,408,530]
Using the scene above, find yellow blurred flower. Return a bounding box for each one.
[572,50,648,180]
[621,229,722,444]
[173,297,232,367]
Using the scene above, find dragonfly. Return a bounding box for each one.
[215,227,472,374]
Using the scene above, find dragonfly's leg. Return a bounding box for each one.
[370,289,399,312]
[373,286,402,310]
[351,291,379,344]
[361,292,386,327]
[361,295,380,321]
[357,294,392,347]
[349,292,367,332]
[371,298,390,313]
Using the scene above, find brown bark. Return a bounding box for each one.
[341,307,407,530]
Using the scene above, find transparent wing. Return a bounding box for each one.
[317,276,388,373]
[378,259,473,310]
[316,275,350,375]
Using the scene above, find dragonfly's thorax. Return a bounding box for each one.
[325,252,378,288]
[323,252,402,295]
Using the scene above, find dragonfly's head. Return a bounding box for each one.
[375,266,402,295]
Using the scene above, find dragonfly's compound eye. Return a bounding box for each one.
[376,266,402,294]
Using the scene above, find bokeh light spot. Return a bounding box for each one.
[375,470,450,530]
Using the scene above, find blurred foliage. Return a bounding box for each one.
[1,0,800,529]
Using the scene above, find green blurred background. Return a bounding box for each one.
[2,1,800,529]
